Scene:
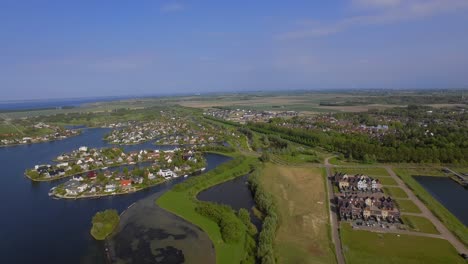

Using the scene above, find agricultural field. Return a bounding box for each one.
[340,223,464,264]
[260,164,336,264]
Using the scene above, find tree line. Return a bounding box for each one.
[249,168,279,264]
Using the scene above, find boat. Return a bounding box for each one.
[201,167,206,171]
[101,167,108,170]
[48,187,56,196]
[184,174,188,178]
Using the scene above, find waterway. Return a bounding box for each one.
[197,175,262,231]
[0,127,231,263]
[414,176,468,226]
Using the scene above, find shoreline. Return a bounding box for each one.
[24,161,152,182]
[0,131,82,148]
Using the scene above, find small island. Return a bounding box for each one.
[90,209,120,240]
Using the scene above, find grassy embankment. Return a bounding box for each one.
[157,154,259,264]
[259,163,336,264]
[340,223,464,264]
[394,168,468,246]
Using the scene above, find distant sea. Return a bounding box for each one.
[0,96,141,111]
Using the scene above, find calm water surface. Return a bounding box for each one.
[0,128,230,263]
[197,175,262,231]
[414,176,468,226]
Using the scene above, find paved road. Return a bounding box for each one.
[324,157,346,264]
[384,166,468,255]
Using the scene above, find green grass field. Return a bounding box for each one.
[372,175,398,186]
[401,215,439,234]
[157,155,257,264]
[394,168,468,246]
[383,186,408,198]
[395,199,421,214]
[341,223,464,264]
[260,164,336,264]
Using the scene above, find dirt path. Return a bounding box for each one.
[384,166,468,255]
[324,156,346,264]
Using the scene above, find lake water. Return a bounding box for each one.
[197,175,262,231]
[414,176,468,226]
[0,127,230,263]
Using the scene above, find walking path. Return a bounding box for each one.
[384,166,468,255]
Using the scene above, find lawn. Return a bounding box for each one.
[156,155,258,264]
[383,186,408,198]
[394,168,468,246]
[332,167,390,177]
[372,175,398,186]
[340,223,464,264]
[401,215,439,234]
[395,199,421,214]
[260,164,336,264]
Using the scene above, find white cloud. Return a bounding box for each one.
[278,0,468,39]
[161,3,185,13]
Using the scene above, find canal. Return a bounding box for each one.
[0,127,231,263]
[414,176,468,226]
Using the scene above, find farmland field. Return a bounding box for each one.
[260,164,336,264]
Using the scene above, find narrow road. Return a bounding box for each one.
[384,166,468,255]
[324,157,346,264]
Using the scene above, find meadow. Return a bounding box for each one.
[260,164,336,264]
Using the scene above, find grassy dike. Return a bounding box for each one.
[394,168,468,246]
[156,154,259,264]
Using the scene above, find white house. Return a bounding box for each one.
[105,184,117,193]
[157,169,174,179]
[357,178,369,190]
[57,162,69,168]
[79,146,88,152]
[77,183,88,193]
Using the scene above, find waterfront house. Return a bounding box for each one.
[77,183,88,193]
[79,146,88,152]
[157,169,174,179]
[120,179,132,189]
[87,171,97,180]
[131,176,144,184]
[105,184,117,193]
[147,172,156,180]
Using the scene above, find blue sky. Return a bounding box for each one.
[1,0,468,100]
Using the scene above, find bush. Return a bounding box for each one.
[238,208,258,236]
[195,202,244,243]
